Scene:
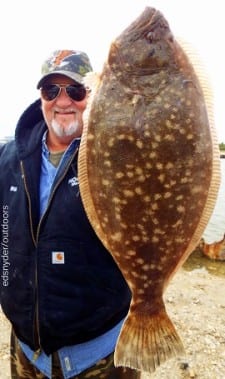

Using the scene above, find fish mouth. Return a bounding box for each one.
[108,6,174,80]
[118,7,167,42]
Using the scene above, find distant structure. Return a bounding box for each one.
[0,135,14,145]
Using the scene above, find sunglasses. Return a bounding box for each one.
[40,84,87,102]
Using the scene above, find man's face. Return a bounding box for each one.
[40,74,88,146]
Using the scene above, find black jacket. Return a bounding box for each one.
[0,99,131,354]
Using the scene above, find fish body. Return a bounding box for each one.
[78,7,220,374]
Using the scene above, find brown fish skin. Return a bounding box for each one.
[78,6,220,374]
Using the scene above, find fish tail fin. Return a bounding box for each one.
[114,308,185,374]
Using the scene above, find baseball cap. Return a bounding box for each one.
[37,49,93,89]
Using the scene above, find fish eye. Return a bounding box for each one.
[147,31,154,43]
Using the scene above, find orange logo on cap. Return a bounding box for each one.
[54,50,74,66]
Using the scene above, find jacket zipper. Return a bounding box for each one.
[20,148,78,356]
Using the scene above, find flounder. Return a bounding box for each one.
[78,6,221,374]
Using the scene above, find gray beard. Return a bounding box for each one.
[51,119,80,137]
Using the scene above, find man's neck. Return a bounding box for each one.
[46,132,73,153]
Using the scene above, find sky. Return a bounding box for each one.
[1,0,224,142]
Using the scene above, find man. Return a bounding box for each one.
[0,50,140,379]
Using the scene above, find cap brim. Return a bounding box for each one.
[37,71,84,89]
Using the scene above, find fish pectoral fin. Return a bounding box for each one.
[114,308,185,374]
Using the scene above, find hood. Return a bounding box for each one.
[15,99,47,159]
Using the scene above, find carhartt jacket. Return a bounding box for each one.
[0,99,131,354]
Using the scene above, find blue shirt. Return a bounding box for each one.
[19,133,123,378]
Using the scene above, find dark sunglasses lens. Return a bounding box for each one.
[41,85,60,101]
[66,85,87,101]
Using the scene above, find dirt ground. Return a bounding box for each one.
[1,250,225,379]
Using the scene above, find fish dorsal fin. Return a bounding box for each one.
[79,71,110,248]
[173,37,221,267]
[177,37,218,156]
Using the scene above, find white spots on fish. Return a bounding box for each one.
[154,193,162,201]
[136,258,145,265]
[145,162,152,170]
[186,133,194,140]
[87,133,94,141]
[186,99,192,107]
[191,185,204,195]
[136,140,144,149]
[135,167,143,175]
[142,264,151,271]
[151,203,159,211]
[165,162,174,170]
[123,189,135,198]
[151,141,159,150]
[175,236,186,244]
[164,102,170,110]
[155,134,162,143]
[137,288,145,295]
[144,130,151,138]
[135,187,144,195]
[149,151,157,159]
[155,95,162,104]
[179,127,186,135]
[158,172,165,183]
[132,94,142,106]
[115,172,125,179]
[164,192,172,199]
[177,205,185,213]
[117,134,135,142]
[127,171,134,178]
[164,134,175,142]
[154,228,165,236]
[132,235,141,242]
[127,250,136,257]
[102,178,110,186]
[165,119,173,129]
[152,235,160,243]
[108,137,115,147]
[111,232,123,242]
[156,162,163,170]
[152,217,159,225]
[170,114,177,122]
[112,196,121,204]
[160,255,170,264]
[164,179,177,189]
[165,239,173,247]
[131,271,140,279]
[180,177,189,184]
[176,193,184,201]
[103,160,112,168]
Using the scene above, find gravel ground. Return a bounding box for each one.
[1,251,225,379]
